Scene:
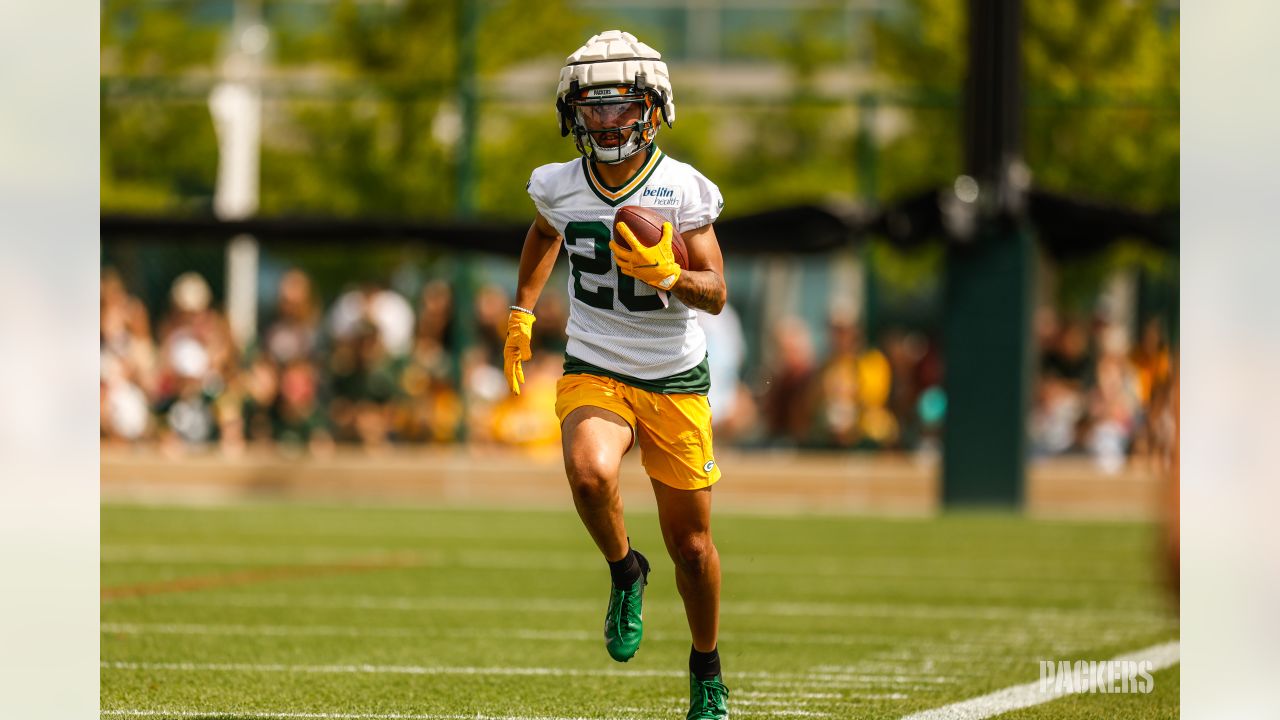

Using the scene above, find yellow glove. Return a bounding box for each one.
[610,221,682,291]
[504,308,535,395]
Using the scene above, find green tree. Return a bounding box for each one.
[1021,1,1179,209]
[871,0,1179,309]
[872,0,1179,209]
[101,0,591,218]
[715,5,859,210]
[101,0,223,212]
[259,0,591,218]
[632,4,866,213]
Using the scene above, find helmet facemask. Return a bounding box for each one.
[556,31,675,162]
[565,84,662,164]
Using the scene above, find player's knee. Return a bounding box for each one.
[565,458,616,506]
[570,477,609,507]
[673,533,715,574]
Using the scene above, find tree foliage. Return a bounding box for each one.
[101,0,1178,224]
[102,0,591,218]
[872,0,1179,209]
[101,0,223,212]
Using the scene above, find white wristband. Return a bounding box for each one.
[509,304,535,316]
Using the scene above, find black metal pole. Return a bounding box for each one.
[941,0,1034,507]
[964,0,1021,197]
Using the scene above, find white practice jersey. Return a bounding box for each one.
[527,148,724,380]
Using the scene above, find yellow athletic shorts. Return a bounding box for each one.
[555,372,722,490]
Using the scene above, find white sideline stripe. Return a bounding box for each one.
[896,640,1180,720]
[101,710,629,720]
[101,661,949,685]
[105,591,1174,625]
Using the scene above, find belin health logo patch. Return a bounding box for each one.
[639,185,680,207]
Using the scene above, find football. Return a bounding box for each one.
[614,205,689,270]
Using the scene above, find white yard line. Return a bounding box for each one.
[612,709,838,719]
[100,620,1137,655]
[100,546,436,565]
[103,710,836,720]
[99,545,1154,588]
[100,544,1138,574]
[101,710,635,720]
[896,640,1180,720]
[103,661,685,679]
[101,660,948,685]
[736,691,844,699]
[737,707,834,712]
[100,622,594,642]
[103,591,1174,626]
[745,679,944,692]
[734,697,907,706]
[190,594,599,613]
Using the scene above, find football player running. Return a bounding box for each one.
[504,30,730,720]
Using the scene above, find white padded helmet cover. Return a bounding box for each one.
[557,30,676,125]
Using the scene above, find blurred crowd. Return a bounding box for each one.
[728,311,944,452]
[101,267,1175,470]
[100,267,571,457]
[1031,311,1176,471]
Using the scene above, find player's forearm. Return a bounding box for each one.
[514,224,562,311]
[671,269,726,315]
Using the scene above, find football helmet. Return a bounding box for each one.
[556,30,675,164]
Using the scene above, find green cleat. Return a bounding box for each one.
[603,550,649,662]
[686,673,730,720]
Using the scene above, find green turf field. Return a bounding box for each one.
[101,503,1179,719]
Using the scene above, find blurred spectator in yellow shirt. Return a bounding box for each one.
[808,312,897,448]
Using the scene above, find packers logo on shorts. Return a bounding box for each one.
[703,460,716,473]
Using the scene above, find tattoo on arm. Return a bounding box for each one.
[671,269,726,314]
